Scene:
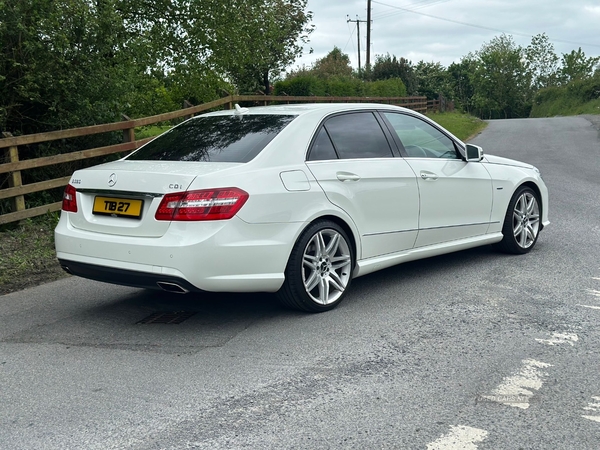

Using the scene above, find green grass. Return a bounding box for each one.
[0,213,67,295]
[426,112,488,141]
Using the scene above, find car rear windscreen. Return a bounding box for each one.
[128,114,296,163]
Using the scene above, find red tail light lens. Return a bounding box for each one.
[155,188,249,221]
[62,184,78,212]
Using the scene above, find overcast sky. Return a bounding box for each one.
[291,0,600,71]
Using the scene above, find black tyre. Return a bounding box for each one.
[277,220,354,312]
[493,186,541,254]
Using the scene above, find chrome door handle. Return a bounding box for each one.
[420,171,438,181]
[336,172,361,182]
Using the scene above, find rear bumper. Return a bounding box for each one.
[58,259,202,293]
[55,215,304,293]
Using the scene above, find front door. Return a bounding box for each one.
[380,112,493,248]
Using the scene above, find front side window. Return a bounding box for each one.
[383,113,459,159]
[128,115,296,163]
[323,112,393,159]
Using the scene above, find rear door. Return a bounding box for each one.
[306,111,419,259]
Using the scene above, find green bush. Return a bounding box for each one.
[531,73,600,117]
[365,78,407,97]
[566,75,600,102]
[274,75,406,98]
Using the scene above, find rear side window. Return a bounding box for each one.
[324,112,393,159]
[309,127,338,161]
[128,115,296,163]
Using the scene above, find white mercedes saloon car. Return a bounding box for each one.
[55,103,549,312]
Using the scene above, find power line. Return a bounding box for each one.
[343,21,357,55]
[372,0,600,49]
[371,0,450,20]
[347,15,368,73]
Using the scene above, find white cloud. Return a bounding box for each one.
[292,0,600,70]
[584,5,600,16]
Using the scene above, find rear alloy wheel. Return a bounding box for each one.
[278,220,353,312]
[494,186,541,254]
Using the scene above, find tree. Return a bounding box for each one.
[205,0,314,94]
[0,0,313,136]
[524,33,559,90]
[0,0,143,133]
[413,61,449,100]
[447,55,477,114]
[559,48,600,83]
[471,34,531,119]
[371,54,417,94]
[311,47,353,79]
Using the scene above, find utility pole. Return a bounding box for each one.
[347,15,367,74]
[366,0,372,71]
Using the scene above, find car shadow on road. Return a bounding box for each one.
[2,244,529,353]
[1,285,301,354]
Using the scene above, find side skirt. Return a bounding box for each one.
[353,232,503,278]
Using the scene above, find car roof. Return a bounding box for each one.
[201,102,415,118]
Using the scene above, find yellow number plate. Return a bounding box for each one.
[93,196,143,218]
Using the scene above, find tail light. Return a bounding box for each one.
[62,184,78,212]
[155,188,249,221]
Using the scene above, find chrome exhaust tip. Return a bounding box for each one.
[156,281,188,294]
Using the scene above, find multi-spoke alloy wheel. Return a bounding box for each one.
[512,191,540,249]
[278,220,354,312]
[494,186,541,254]
[302,229,352,305]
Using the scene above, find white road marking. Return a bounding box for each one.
[535,332,579,346]
[586,289,600,298]
[591,277,600,281]
[582,396,600,423]
[427,425,488,450]
[578,304,600,310]
[481,359,551,409]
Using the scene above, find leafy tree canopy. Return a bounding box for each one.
[559,48,600,83]
[0,0,314,134]
[524,33,560,90]
[471,34,531,119]
[371,54,417,95]
[311,47,353,79]
[413,61,449,100]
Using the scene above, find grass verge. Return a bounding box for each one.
[427,111,488,141]
[0,111,487,295]
[0,214,67,295]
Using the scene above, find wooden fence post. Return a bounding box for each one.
[255,90,268,106]
[183,100,194,120]
[221,90,232,110]
[1,132,26,213]
[121,114,135,142]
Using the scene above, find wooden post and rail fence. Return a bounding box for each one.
[0,94,432,226]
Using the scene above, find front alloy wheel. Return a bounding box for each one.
[494,186,541,254]
[278,220,354,312]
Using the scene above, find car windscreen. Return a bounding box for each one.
[127,114,296,163]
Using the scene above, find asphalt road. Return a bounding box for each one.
[1,116,600,449]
